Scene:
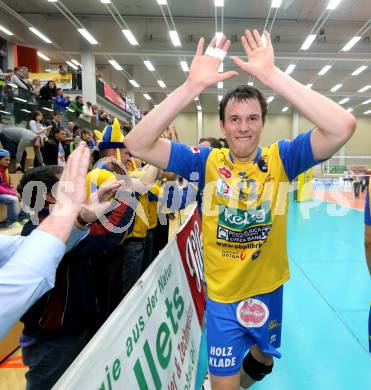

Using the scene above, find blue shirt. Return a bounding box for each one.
[0,227,87,339]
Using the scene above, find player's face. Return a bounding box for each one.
[220,98,264,161]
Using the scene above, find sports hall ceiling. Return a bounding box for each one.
[0,0,370,115]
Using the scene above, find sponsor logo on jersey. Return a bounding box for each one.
[218,166,233,179]
[217,204,272,243]
[190,146,200,153]
[236,298,269,328]
[268,319,281,330]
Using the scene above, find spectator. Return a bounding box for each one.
[81,129,95,150]
[39,80,57,109]
[29,111,52,141]
[76,65,82,89]
[47,112,62,138]
[67,96,84,123]
[11,67,33,124]
[58,64,67,75]
[42,128,69,166]
[81,101,94,123]
[73,125,81,137]
[219,137,229,148]
[0,148,20,228]
[199,137,223,148]
[18,165,134,389]
[0,125,43,171]
[11,67,31,91]
[54,88,70,115]
[31,78,41,96]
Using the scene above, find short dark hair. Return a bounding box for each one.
[219,85,267,124]
[17,165,63,208]
[53,111,62,117]
[81,129,91,136]
[76,95,82,101]
[55,128,66,135]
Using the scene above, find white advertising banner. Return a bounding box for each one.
[54,209,205,390]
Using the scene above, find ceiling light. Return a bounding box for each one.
[180,61,189,72]
[282,106,289,112]
[362,99,371,105]
[0,24,13,36]
[248,82,254,86]
[100,0,111,3]
[71,59,81,67]
[143,94,151,100]
[267,96,274,103]
[197,105,202,111]
[169,30,181,47]
[48,0,58,2]
[218,95,223,102]
[108,59,123,71]
[29,27,52,43]
[330,83,343,92]
[77,28,98,45]
[218,82,223,89]
[214,0,224,6]
[341,36,361,52]
[21,109,32,113]
[37,51,50,61]
[346,107,353,112]
[0,110,11,115]
[351,65,368,76]
[364,110,371,114]
[45,69,52,72]
[129,80,140,88]
[66,61,78,70]
[358,85,371,93]
[285,64,296,74]
[327,0,342,10]
[42,106,53,112]
[122,29,139,46]
[144,60,155,71]
[301,34,316,50]
[318,65,331,75]
[157,0,167,4]
[215,32,223,45]
[306,83,313,88]
[271,0,282,7]
[158,80,166,88]
[338,97,350,104]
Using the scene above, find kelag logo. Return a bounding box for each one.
[219,203,271,231]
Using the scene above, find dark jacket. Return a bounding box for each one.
[20,200,135,339]
[42,137,70,166]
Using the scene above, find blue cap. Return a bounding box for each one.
[0,149,10,158]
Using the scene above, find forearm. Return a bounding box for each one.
[125,81,200,156]
[262,67,356,140]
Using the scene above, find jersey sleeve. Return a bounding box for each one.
[365,187,371,225]
[278,129,324,181]
[166,142,211,190]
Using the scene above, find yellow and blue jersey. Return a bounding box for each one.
[166,130,321,303]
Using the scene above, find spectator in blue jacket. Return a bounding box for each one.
[54,88,71,126]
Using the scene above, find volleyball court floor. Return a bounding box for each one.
[1,190,370,390]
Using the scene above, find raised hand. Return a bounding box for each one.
[187,36,238,91]
[230,29,276,82]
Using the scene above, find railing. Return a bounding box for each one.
[0,76,132,132]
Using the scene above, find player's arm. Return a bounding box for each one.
[124,37,238,169]
[231,29,356,161]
